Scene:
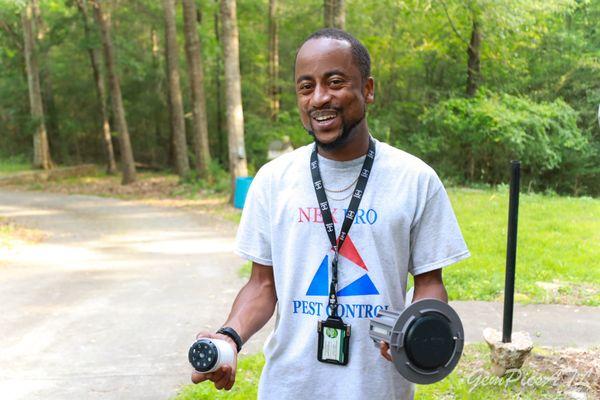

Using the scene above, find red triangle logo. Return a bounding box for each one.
[336,235,367,271]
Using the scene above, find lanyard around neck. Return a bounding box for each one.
[310,137,376,316]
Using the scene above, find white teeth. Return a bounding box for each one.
[315,115,336,122]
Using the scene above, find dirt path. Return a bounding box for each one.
[0,190,271,400]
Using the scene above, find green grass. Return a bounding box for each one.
[238,261,252,279]
[174,354,262,400]
[0,156,31,175]
[173,344,587,400]
[445,188,600,306]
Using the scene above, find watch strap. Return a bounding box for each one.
[216,327,243,353]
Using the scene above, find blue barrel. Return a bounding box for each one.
[234,176,254,209]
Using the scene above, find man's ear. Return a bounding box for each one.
[364,76,374,104]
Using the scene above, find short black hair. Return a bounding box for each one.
[296,28,371,81]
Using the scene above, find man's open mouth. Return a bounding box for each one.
[311,110,339,123]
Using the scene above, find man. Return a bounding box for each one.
[192,29,469,399]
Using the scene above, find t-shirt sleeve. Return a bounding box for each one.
[234,167,273,266]
[408,176,470,276]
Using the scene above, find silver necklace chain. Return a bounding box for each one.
[325,190,355,202]
[323,175,359,193]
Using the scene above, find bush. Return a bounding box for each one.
[418,90,595,195]
[244,111,311,173]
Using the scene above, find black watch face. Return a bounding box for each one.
[189,339,218,372]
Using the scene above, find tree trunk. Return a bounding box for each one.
[163,0,190,178]
[214,4,225,165]
[92,0,136,184]
[21,0,52,170]
[268,0,279,121]
[33,1,59,149]
[76,0,117,174]
[40,66,59,153]
[220,0,248,190]
[151,28,165,166]
[182,0,211,178]
[466,16,481,97]
[324,0,345,30]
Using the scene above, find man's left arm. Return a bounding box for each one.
[412,268,447,303]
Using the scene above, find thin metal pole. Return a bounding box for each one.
[502,161,520,343]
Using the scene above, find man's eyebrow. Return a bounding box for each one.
[323,70,348,79]
[296,70,349,84]
[296,75,313,84]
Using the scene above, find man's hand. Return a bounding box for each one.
[190,331,238,391]
[379,341,392,362]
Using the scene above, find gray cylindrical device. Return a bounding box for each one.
[369,299,464,384]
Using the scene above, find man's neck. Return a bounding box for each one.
[317,126,370,161]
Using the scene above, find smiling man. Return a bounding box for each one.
[191,29,469,400]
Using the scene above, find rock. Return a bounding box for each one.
[483,327,533,377]
[565,390,587,400]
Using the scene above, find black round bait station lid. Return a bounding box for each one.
[404,313,455,370]
[189,339,218,373]
[390,299,464,384]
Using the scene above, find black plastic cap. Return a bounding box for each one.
[189,339,218,373]
[404,313,455,370]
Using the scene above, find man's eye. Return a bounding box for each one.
[330,79,343,86]
[299,84,312,91]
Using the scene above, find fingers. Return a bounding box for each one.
[196,331,214,340]
[191,366,236,391]
[224,369,236,391]
[214,366,235,390]
[379,341,392,362]
[191,371,207,384]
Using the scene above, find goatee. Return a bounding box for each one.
[306,111,366,152]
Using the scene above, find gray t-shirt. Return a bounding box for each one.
[235,138,469,400]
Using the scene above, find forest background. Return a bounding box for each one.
[0,0,598,196]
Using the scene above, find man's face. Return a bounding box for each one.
[295,38,374,150]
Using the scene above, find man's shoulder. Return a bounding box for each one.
[376,140,437,178]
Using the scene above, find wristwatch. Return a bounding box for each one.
[216,327,243,353]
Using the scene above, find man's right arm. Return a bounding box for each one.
[191,262,276,390]
[221,261,277,343]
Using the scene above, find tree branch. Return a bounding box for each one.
[438,0,470,47]
[0,20,23,50]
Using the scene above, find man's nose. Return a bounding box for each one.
[310,84,332,109]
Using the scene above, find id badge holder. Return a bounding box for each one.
[317,316,351,365]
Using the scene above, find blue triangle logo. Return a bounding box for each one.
[306,255,329,296]
[337,274,379,296]
[306,254,379,297]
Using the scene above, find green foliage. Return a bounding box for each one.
[244,111,310,171]
[419,91,593,194]
[176,161,232,196]
[0,0,598,195]
[0,155,30,175]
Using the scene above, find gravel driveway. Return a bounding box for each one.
[0,190,271,400]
